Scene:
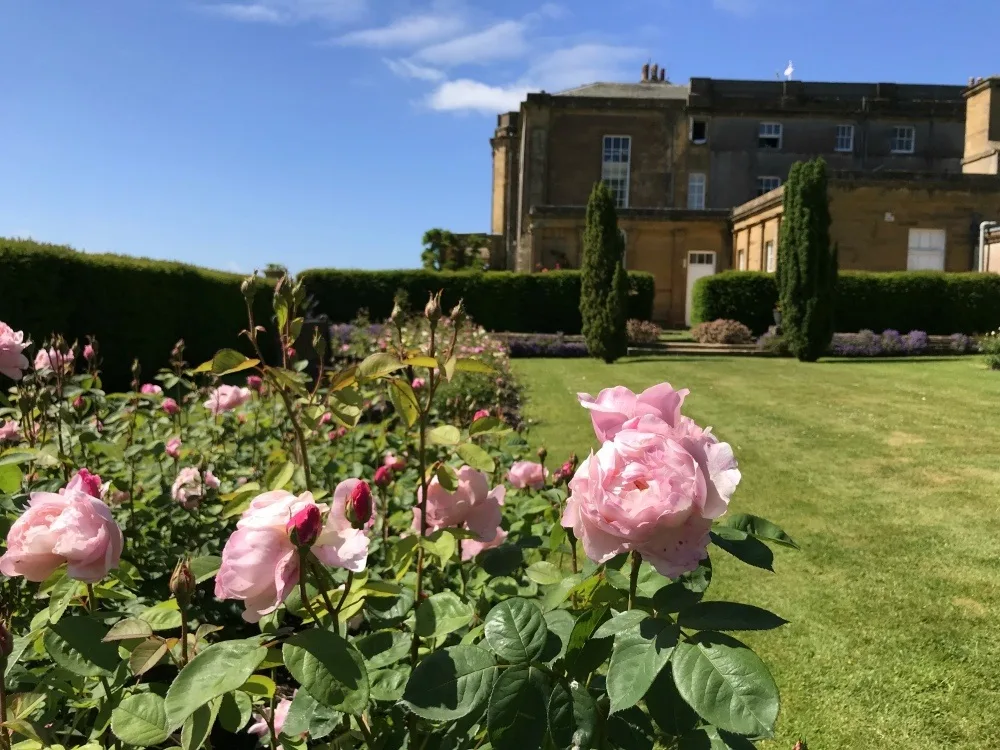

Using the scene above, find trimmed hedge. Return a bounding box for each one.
[692,270,1000,335]
[298,269,655,334]
[0,239,273,390]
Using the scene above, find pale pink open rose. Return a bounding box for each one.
[34,347,73,375]
[248,697,294,742]
[411,466,506,561]
[166,437,182,459]
[140,383,162,395]
[0,322,30,380]
[508,461,548,490]
[0,480,123,583]
[561,406,740,578]
[383,451,406,471]
[162,398,180,416]
[204,385,252,415]
[0,420,21,443]
[215,484,370,623]
[577,383,689,442]
[171,467,217,509]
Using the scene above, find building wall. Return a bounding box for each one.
[963,79,1000,175]
[984,235,1000,273]
[733,200,782,271]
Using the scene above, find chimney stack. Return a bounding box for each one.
[651,64,659,81]
[659,68,666,82]
[641,63,649,82]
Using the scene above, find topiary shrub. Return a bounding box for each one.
[691,319,754,345]
[626,319,661,344]
[580,182,628,362]
[691,272,778,335]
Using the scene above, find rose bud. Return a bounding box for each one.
[537,446,548,465]
[72,395,84,410]
[170,558,196,607]
[373,465,393,488]
[286,346,296,359]
[424,292,441,323]
[287,504,322,548]
[347,480,373,529]
[162,398,180,415]
[473,409,490,422]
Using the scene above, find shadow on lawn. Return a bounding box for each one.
[820,356,969,365]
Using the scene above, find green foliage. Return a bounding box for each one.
[694,270,1000,336]
[421,228,488,271]
[300,268,655,334]
[0,237,274,389]
[580,182,628,362]
[776,158,837,361]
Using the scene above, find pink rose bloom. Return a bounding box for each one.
[162,398,180,416]
[411,377,426,389]
[204,470,220,489]
[140,383,162,395]
[411,466,506,561]
[0,420,21,443]
[62,469,105,499]
[473,409,490,422]
[508,461,548,490]
[383,451,406,471]
[320,412,333,425]
[215,484,370,622]
[166,437,182,459]
[0,322,30,380]
[0,482,123,583]
[34,347,73,374]
[171,467,218,509]
[248,696,295,740]
[577,383,689,442]
[561,410,740,578]
[340,344,350,352]
[204,385,252,416]
[83,344,95,361]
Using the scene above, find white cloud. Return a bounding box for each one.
[426,79,529,113]
[206,3,285,23]
[415,21,528,67]
[201,0,367,25]
[337,13,466,48]
[712,0,757,15]
[385,58,446,82]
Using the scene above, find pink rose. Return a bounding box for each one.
[171,467,217,509]
[63,469,105,499]
[162,398,180,415]
[83,344,95,361]
[561,410,740,578]
[0,322,30,380]
[320,412,333,425]
[72,395,85,410]
[412,466,506,561]
[215,485,370,622]
[340,343,350,352]
[0,420,21,443]
[411,377,426,389]
[0,484,123,583]
[246,375,263,392]
[205,385,252,415]
[577,383,689,442]
[140,383,162,395]
[286,347,296,359]
[473,409,490,422]
[166,437,182,459]
[204,470,220,489]
[248,697,292,738]
[34,347,73,375]
[507,461,548,490]
[383,451,406,471]
[373,465,393,488]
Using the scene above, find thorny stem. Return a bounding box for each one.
[410,332,436,665]
[333,570,355,628]
[297,550,322,626]
[86,583,96,613]
[179,605,189,666]
[568,528,578,574]
[308,558,338,628]
[0,676,9,750]
[267,672,279,750]
[355,714,376,747]
[628,550,642,610]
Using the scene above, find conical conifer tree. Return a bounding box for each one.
[580,182,627,362]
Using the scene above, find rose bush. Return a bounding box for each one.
[0,275,794,750]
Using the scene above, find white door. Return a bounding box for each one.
[907,229,945,270]
[686,251,717,326]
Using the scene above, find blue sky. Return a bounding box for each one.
[0,0,993,273]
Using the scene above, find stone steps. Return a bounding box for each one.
[628,342,764,357]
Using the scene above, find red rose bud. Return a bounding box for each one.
[287,504,322,547]
[348,480,373,529]
[72,395,84,410]
[246,375,263,391]
[170,558,196,607]
[473,409,490,422]
[373,465,393,488]
[286,346,296,359]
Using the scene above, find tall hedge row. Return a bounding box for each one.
[0,239,273,390]
[692,270,1000,335]
[298,269,655,334]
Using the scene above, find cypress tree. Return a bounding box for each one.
[776,158,837,362]
[580,182,627,362]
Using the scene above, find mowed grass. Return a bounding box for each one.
[512,355,1000,749]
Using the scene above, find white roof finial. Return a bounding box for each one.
[784,60,795,80]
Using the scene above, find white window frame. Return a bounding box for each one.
[687,173,706,210]
[737,249,746,270]
[764,240,776,273]
[756,176,782,196]
[891,125,916,154]
[602,135,631,208]
[690,117,708,144]
[906,228,945,270]
[835,124,854,153]
[758,122,783,149]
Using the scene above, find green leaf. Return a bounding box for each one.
[671,632,779,738]
[217,350,260,376]
[329,388,363,428]
[43,616,120,677]
[281,689,341,740]
[189,556,222,584]
[542,609,575,662]
[0,463,22,493]
[677,727,758,749]
[402,645,496,721]
[370,666,410,702]
[455,358,495,374]
[718,513,799,549]
[456,442,495,472]
[130,638,169,676]
[483,598,547,664]
[480,544,522,576]
[402,356,438,369]
[415,591,474,638]
[0,448,42,468]
[282,629,370,715]
[593,610,649,640]
[422,530,457,564]
[357,352,404,381]
[525,561,563,586]
[428,425,461,446]
[469,416,506,436]
[710,531,775,572]
[47,574,81,624]
[8,693,45,721]
[548,681,598,750]
[356,631,410,670]
[388,379,420,428]
[218,691,252,733]
[645,667,698,739]
[240,674,276,698]
[181,698,221,750]
[111,693,170,747]
[606,620,678,714]
[606,706,655,750]
[486,663,549,750]
[435,463,458,492]
[266,461,296,491]
[140,601,182,631]
[86,441,125,461]
[677,602,788,632]
[541,573,586,613]
[165,638,267,730]
[103,618,154,642]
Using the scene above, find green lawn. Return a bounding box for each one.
[512,355,1000,749]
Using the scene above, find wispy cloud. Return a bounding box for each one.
[206,3,285,23]
[426,79,529,113]
[712,0,757,16]
[385,58,446,82]
[201,0,367,25]
[414,20,529,67]
[336,13,466,48]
